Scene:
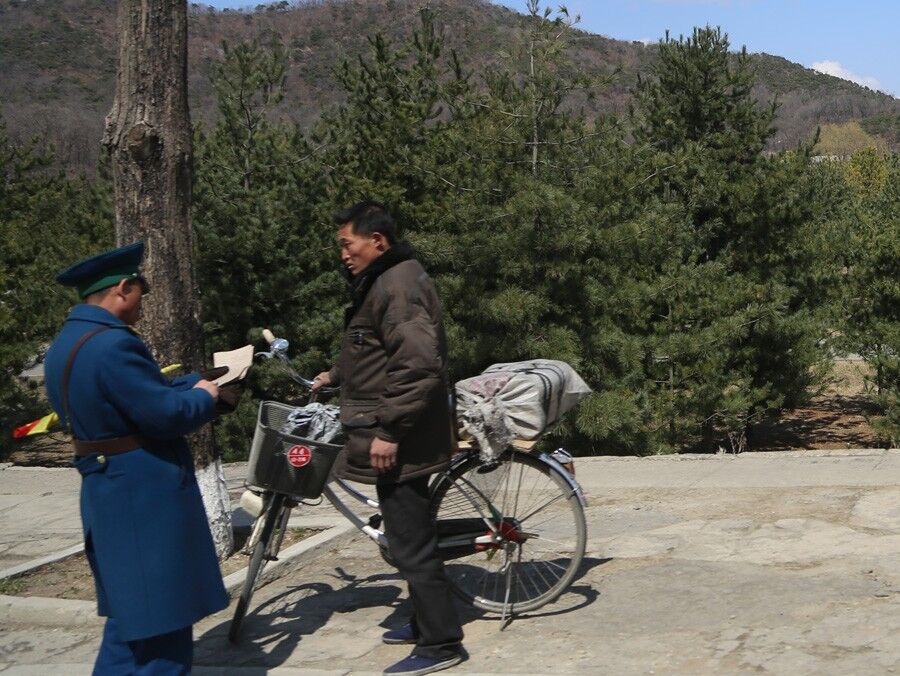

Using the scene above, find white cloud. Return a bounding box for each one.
[811,60,885,93]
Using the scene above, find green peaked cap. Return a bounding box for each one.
[56,241,145,299]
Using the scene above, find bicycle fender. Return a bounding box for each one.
[536,451,588,508]
[427,451,475,493]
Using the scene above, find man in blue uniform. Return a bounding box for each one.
[43,241,229,675]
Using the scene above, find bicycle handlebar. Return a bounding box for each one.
[257,328,339,395]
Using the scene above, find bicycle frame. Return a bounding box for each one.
[242,446,586,561]
[322,472,502,553]
[316,448,587,552]
[321,480,387,546]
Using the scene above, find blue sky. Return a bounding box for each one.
[205,0,899,98]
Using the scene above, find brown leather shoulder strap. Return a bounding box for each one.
[61,326,111,435]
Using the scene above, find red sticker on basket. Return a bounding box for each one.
[286,445,312,468]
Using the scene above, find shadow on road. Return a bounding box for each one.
[196,566,406,668]
[483,556,610,625]
[195,557,609,668]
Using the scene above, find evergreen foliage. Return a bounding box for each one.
[839,151,899,444]
[2,7,895,460]
[629,26,835,452]
[0,117,112,456]
[191,12,857,458]
[193,33,343,460]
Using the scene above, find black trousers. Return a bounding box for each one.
[377,475,464,659]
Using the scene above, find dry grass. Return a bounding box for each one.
[824,358,872,398]
[748,358,885,451]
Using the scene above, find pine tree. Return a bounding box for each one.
[195,32,334,352]
[841,152,899,445]
[193,32,344,460]
[0,116,112,457]
[307,5,669,454]
[190,12,845,459]
[630,26,833,451]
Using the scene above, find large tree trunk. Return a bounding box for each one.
[103,0,232,559]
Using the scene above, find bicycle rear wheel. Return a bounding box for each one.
[430,450,586,614]
[228,492,287,642]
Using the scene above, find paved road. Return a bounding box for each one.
[0,461,267,573]
[1,450,899,674]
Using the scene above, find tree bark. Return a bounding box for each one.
[103,0,232,559]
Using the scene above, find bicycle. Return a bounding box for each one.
[228,330,588,643]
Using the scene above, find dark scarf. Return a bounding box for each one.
[343,240,415,326]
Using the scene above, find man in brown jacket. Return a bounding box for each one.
[313,201,466,675]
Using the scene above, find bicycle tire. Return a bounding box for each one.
[430,450,587,614]
[228,492,287,642]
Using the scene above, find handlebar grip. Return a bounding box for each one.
[262,329,276,345]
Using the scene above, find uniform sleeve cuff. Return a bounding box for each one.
[194,387,218,422]
[175,372,202,388]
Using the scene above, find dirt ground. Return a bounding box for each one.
[6,359,890,468]
[747,358,885,451]
[4,454,899,673]
[3,527,319,601]
[6,432,74,468]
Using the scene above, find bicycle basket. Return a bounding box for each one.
[246,401,343,498]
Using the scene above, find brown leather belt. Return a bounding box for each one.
[73,435,149,457]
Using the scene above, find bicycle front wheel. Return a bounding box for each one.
[229,492,287,642]
[430,450,587,614]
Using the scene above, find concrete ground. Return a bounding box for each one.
[1,450,899,675]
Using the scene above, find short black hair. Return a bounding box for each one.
[333,201,397,244]
[84,276,143,302]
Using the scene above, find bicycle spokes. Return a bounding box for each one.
[432,451,587,614]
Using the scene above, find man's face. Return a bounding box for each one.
[119,278,144,326]
[338,223,386,276]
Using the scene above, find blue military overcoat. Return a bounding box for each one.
[44,304,229,641]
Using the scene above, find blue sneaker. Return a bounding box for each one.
[383,652,465,675]
[382,623,419,645]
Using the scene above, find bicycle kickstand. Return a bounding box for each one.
[499,555,517,630]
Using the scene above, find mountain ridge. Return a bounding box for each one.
[1,0,897,174]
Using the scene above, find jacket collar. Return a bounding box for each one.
[66,303,131,330]
[344,241,415,325]
[343,240,415,287]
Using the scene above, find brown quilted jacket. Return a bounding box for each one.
[329,248,454,484]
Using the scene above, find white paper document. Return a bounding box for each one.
[212,344,254,385]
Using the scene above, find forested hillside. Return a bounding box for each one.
[1,0,898,175]
[2,2,897,460]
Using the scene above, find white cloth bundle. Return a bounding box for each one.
[455,360,592,461]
